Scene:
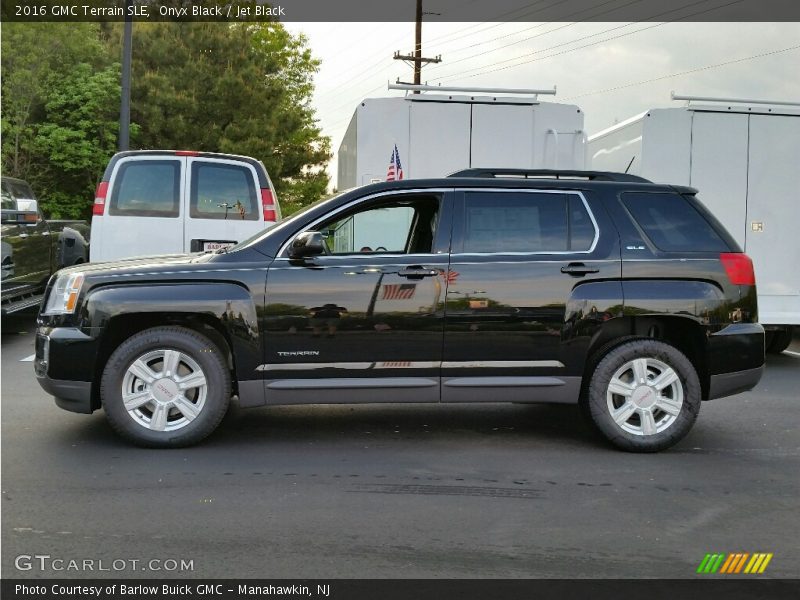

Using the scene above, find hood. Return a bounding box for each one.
[57,252,218,279]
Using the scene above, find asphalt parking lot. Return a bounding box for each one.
[2,310,798,579]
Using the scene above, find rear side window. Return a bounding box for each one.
[109,161,180,217]
[190,162,258,221]
[621,192,728,252]
[462,191,595,253]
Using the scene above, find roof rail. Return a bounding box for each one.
[388,82,557,97]
[447,168,651,183]
[671,92,800,107]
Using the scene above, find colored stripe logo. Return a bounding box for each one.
[697,553,773,574]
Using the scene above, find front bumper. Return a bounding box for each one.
[36,373,93,414]
[34,326,97,414]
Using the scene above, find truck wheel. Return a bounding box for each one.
[100,326,231,448]
[583,340,701,452]
[766,327,793,354]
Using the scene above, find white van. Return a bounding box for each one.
[89,150,280,262]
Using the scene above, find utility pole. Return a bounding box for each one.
[119,0,133,151]
[393,0,441,93]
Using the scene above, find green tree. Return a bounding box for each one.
[2,18,330,218]
[1,22,119,218]
[128,21,330,214]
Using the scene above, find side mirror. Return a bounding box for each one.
[288,231,326,259]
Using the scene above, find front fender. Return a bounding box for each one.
[85,282,261,383]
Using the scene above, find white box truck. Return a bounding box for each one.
[337,84,587,189]
[588,95,800,352]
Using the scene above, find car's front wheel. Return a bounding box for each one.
[100,326,231,448]
[583,339,701,452]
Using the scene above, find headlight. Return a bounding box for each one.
[43,272,85,315]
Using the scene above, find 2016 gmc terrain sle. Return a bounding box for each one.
[35,169,765,451]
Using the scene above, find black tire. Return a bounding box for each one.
[100,326,231,448]
[582,339,701,452]
[766,327,793,354]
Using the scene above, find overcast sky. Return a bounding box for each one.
[284,21,800,184]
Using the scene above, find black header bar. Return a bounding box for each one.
[3,579,800,600]
[3,0,800,23]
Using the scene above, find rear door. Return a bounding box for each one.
[185,157,266,252]
[746,114,800,326]
[98,156,185,260]
[442,187,620,402]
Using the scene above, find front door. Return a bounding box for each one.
[261,190,453,404]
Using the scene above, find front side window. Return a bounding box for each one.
[316,195,440,255]
[462,191,595,253]
[109,160,180,217]
[190,162,258,220]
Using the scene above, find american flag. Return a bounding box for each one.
[382,283,416,300]
[386,144,404,181]
[439,269,459,285]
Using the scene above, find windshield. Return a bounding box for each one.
[228,190,352,254]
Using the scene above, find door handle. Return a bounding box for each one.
[561,262,599,276]
[398,266,439,279]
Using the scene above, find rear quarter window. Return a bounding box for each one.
[109,160,180,217]
[621,191,728,252]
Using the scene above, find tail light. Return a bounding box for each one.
[261,188,277,222]
[720,252,755,285]
[92,181,109,216]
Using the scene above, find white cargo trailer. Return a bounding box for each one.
[337,85,586,189]
[588,95,800,352]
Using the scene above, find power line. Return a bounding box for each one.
[562,44,800,101]
[313,30,409,100]
[312,2,610,107]
[422,0,557,47]
[430,0,741,83]
[313,0,511,100]
[424,0,647,74]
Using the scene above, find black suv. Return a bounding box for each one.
[34,169,765,451]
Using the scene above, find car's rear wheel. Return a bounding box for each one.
[100,326,230,448]
[583,339,700,452]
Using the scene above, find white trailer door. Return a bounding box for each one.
[689,112,749,247]
[409,102,471,178]
[470,104,534,168]
[746,114,800,325]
